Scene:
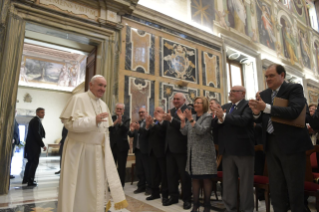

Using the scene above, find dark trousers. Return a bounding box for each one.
[166,150,191,201]
[254,149,266,200]
[266,134,306,212]
[111,146,128,187]
[149,153,168,198]
[135,149,151,189]
[23,154,40,183]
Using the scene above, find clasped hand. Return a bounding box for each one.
[96,112,109,124]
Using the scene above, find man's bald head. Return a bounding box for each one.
[173,92,186,109]
[229,85,246,103]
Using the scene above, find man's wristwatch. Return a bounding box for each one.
[189,119,194,123]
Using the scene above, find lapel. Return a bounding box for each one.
[276,81,287,98]
[261,88,272,104]
[233,99,246,114]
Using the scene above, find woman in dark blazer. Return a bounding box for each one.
[177,96,217,212]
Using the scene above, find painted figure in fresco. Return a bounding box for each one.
[298,30,311,69]
[227,0,247,34]
[289,0,303,16]
[215,9,230,29]
[20,61,28,82]
[58,65,70,87]
[68,65,79,87]
[281,18,298,65]
[314,42,319,74]
[163,43,195,81]
[256,0,276,48]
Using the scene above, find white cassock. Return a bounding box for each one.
[57,90,127,212]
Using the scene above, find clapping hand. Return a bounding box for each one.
[248,92,266,115]
[163,111,172,121]
[184,108,193,120]
[145,115,153,128]
[213,104,225,122]
[154,110,164,123]
[176,108,185,121]
[114,114,122,125]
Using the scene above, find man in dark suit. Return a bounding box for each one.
[10,111,20,179]
[144,106,168,203]
[212,86,255,212]
[23,108,46,186]
[109,103,130,187]
[55,126,68,175]
[309,103,319,130]
[249,64,313,211]
[128,107,151,194]
[161,92,192,209]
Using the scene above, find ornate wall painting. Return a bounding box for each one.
[288,0,307,24]
[125,26,155,75]
[161,38,198,83]
[313,40,319,75]
[298,28,311,69]
[204,90,221,104]
[191,0,215,30]
[256,0,276,50]
[202,51,221,88]
[308,90,319,104]
[124,76,155,122]
[19,56,84,92]
[278,15,299,65]
[159,82,199,112]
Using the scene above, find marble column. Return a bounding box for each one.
[0,0,25,195]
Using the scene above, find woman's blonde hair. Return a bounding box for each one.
[194,96,209,113]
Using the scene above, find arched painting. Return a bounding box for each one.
[280,16,298,65]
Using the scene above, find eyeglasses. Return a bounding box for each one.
[229,90,243,93]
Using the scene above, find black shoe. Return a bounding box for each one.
[183,201,192,210]
[162,198,169,204]
[133,188,145,194]
[163,198,178,206]
[10,175,15,179]
[55,171,61,174]
[191,202,200,212]
[22,179,28,184]
[27,181,37,186]
[145,188,151,196]
[203,203,211,212]
[146,195,160,201]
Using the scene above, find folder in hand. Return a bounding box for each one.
[271,97,306,128]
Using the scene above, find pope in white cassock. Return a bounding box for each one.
[57,75,128,212]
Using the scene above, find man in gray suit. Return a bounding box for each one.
[212,85,255,212]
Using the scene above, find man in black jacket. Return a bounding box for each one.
[249,64,313,212]
[10,110,20,179]
[109,103,130,187]
[55,126,68,175]
[161,92,191,209]
[144,106,168,203]
[23,108,47,186]
[309,103,319,130]
[128,107,151,194]
[212,86,255,212]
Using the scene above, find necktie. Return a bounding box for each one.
[228,104,236,114]
[267,90,277,134]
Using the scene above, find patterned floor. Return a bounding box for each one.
[0,151,316,212]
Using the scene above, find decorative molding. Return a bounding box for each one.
[307,78,319,88]
[221,34,260,57]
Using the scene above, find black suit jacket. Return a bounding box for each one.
[25,116,45,159]
[309,103,319,130]
[13,119,20,146]
[163,104,188,154]
[256,81,313,154]
[128,119,148,154]
[212,99,255,156]
[147,120,166,158]
[109,115,130,152]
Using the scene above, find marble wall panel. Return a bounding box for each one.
[125,26,155,74]
[161,38,198,83]
[202,51,220,88]
[159,82,199,112]
[124,76,155,122]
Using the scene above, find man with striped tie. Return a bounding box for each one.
[249,64,313,212]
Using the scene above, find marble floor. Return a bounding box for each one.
[0,151,316,212]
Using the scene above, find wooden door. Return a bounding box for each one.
[85,47,97,91]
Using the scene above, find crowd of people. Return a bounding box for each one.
[10,63,319,212]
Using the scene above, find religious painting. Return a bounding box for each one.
[227,0,248,35]
[79,57,87,83]
[19,56,84,92]
[298,28,311,69]
[289,0,307,24]
[160,82,199,112]
[256,0,276,50]
[204,90,222,105]
[191,0,215,30]
[202,51,221,88]
[161,38,198,83]
[314,40,319,75]
[124,76,155,122]
[280,16,298,65]
[308,90,319,104]
[125,26,155,74]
